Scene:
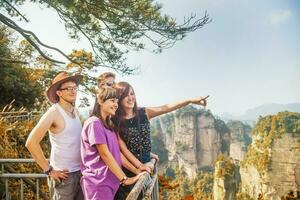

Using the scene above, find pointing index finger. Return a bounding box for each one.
[203,95,210,100]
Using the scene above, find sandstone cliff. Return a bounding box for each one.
[213,155,240,200]
[154,109,300,199]
[226,121,252,161]
[239,112,300,199]
[151,106,230,177]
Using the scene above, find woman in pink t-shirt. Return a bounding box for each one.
[80,87,146,200]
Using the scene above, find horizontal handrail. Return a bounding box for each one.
[0,158,159,200]
[0,173,47,178]
[0,159,49,200]
[0,158,38,163]
[0,111,41,115]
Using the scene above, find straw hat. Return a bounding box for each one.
[46,71,83,103]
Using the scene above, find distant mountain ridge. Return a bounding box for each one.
[221,103,300,121]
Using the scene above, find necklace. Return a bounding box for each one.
[128,117,135,124]
[125,114,135,124]
[66,108,75,115]
[62,107,75,118]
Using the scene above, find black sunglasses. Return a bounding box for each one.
[103,80,115,87]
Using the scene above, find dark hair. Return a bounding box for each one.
[113,82,138,137]
[91,87,118,130]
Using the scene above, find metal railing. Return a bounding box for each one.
[0,159,48,200]
[0,158,159,200]
[0,111,42,123]
[126,158,159,200]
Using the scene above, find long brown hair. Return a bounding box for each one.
[91,87,118,130]
[114,82,138,136]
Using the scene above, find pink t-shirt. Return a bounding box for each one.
[80,116,122,199]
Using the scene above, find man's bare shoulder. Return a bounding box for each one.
[40,105,60,121]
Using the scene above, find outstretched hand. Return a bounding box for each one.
[190,95,209,107]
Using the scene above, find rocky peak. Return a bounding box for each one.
[151,106,231,177]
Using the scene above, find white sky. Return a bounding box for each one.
[7,0,300,116]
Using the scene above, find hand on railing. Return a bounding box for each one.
[123,171,147,186]
[144,158,158,175]
[125,159,158,200]
[150,153,159,164]
[138,164,152,174]
[49,169,69,181]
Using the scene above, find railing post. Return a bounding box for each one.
[155,177,159,200]
[5,178,9,200]
[0,159,48,200]
[20,179,24,200]
[36,179,40,200]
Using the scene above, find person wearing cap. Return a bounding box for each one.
[26,71,84,200]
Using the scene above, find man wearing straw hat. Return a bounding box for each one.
[26,71,84,200]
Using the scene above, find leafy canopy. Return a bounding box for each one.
[0,0,211,74]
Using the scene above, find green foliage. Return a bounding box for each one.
[193,172,214,199]
[214,118,231,154]
[214,154,235,178]
[0,25,99,108]
[198,166,214,173]
[0,66,45,109]
[175,105,210,118]
[0,25,52,109]
[175,141,189,151]
[252,111,300,137]
[236,192,254,200]
[160,166,214,200]
[160,113,175,135]
[1,0,211,74]
[243,132,252,149]
[0,109,50,199]
[165,166,176,179]
[241,111,300,176]
[214,117,230,134]
[151,133,168,163]
[226,120,252,150]
[182,179,192,196]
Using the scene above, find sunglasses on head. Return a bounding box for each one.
[103,80,115,87]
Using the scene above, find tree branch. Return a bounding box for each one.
[0,13,83,66]
[3,0,29,22]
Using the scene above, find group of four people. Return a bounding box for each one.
[25,71,208,200]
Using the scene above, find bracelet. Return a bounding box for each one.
[43,165,53,175]
[120,176,128,186]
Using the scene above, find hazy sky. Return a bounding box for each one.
[12,0,300,116]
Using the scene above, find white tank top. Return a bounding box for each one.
[49,104,82,172]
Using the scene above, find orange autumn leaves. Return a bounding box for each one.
[67,49,93,70]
